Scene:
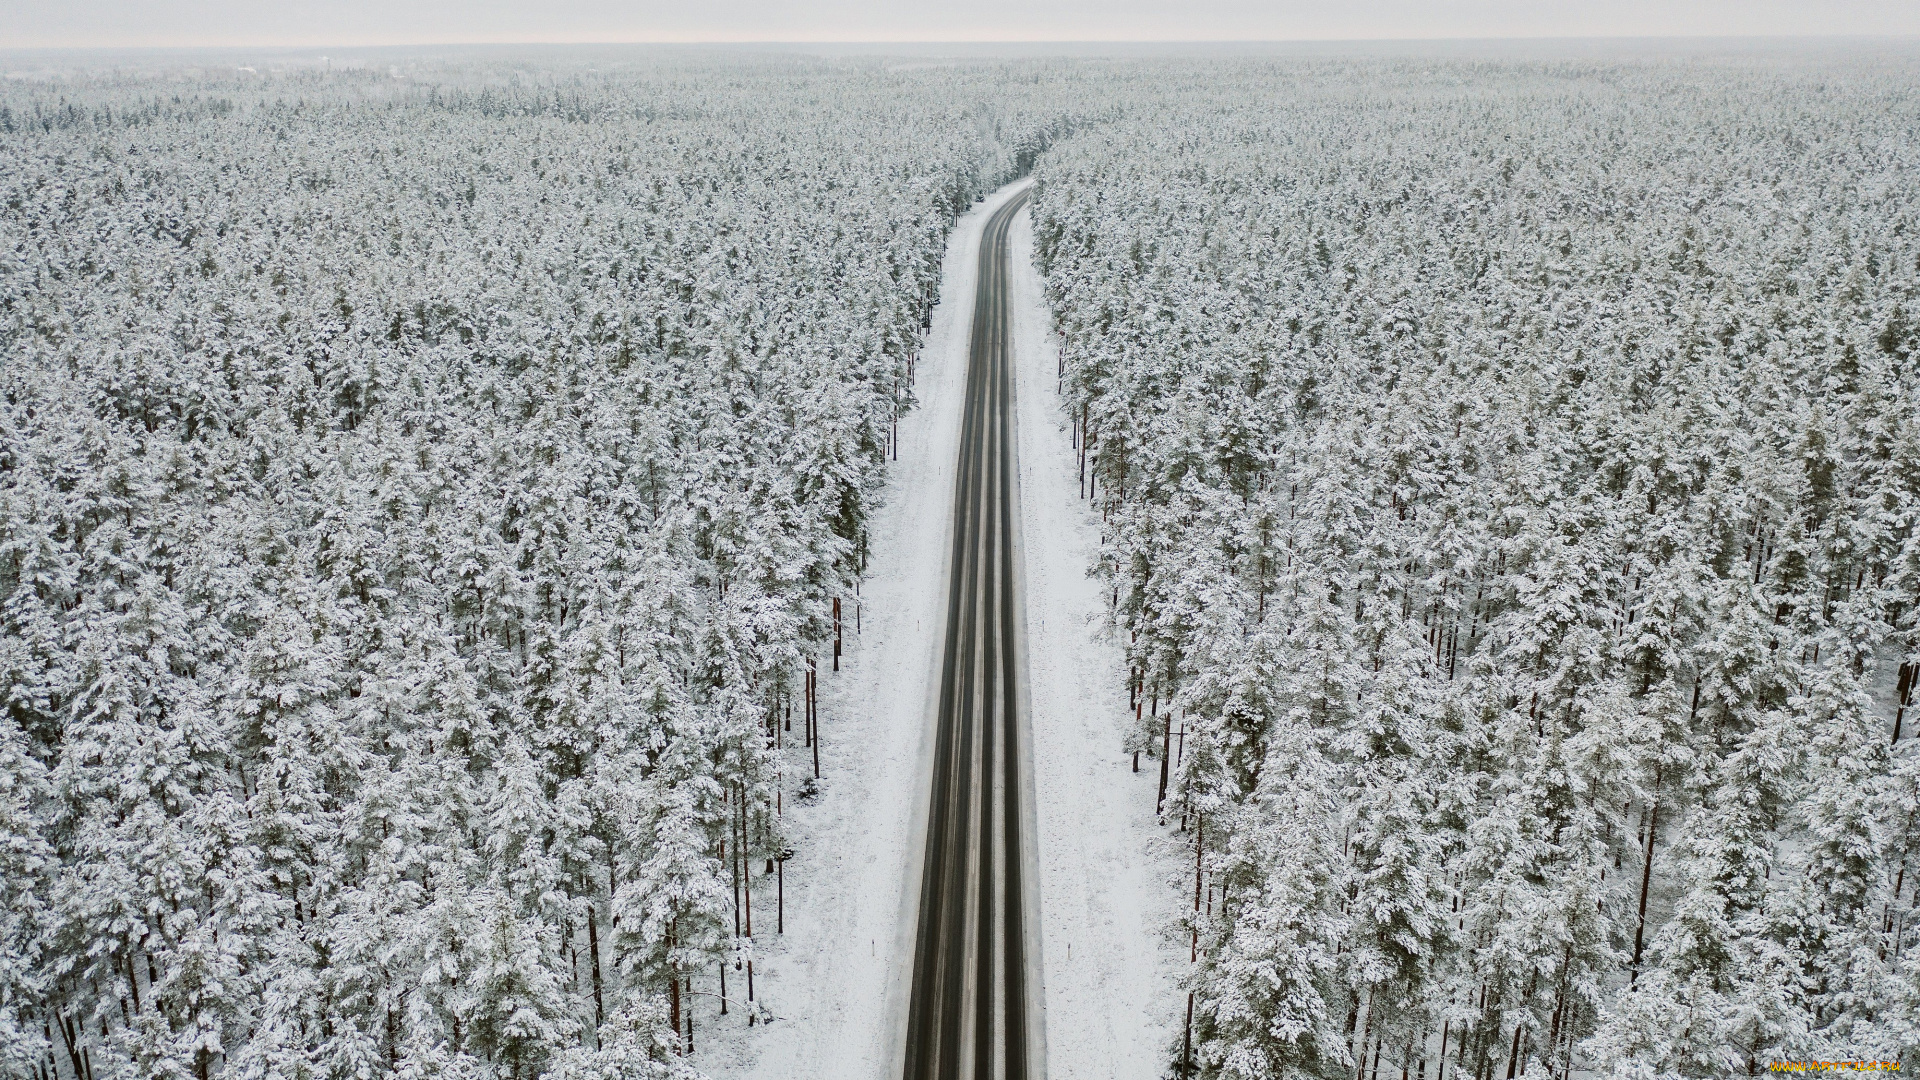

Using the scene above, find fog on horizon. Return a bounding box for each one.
[6,0,1918,51]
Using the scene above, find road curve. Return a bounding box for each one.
[903,187,1038,1080]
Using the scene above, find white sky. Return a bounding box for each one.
[4,0,1916,49]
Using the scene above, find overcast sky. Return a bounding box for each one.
[6,0,1917,49]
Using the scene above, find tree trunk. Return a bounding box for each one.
[1183,992,1195,1077]
[1157,702,1173,816]
[588,904,604,1032]
[1894,662,1914,744]
[1630,764,1662,983]
[1354,994,1376,1080]
[730,796,742,940]
[669,922,681,1040]
[1192,814,1205,960]
[57,1010,85,1080]
[742,790,754,938]
[1546,943,1570,1075]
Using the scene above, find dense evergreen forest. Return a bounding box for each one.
[1033,57,1920,1079]
[4,46,1918,1080]
[0,57,1068,1078]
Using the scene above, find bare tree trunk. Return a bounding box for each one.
[57,1009,85,1080]
[812,674,823,779]
[1183,992,1195,1076]
[668,922,681,1050]
[122,953,140,1014]
[730,794,742,940]
[742,787,756,1004]
[1354,994,1376,1080]
[1156,710,1173,817]
[1546,943,1570,1076]
[1184,814,1205,1075]
[1630,764,1663,983]
[743,791,755,940]
[588,904,605,1032]
[1894,662,1915,744]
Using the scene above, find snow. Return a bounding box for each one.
[700,178,1183,1080]
[698,180,1037,1080]
[1009,203,1184,1080]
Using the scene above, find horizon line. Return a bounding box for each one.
[6,33,1919,54]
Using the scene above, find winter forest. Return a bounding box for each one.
[3,46,1918,1080]
[1034,57,1920,1079]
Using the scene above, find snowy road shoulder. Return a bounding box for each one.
[1009,208,1184,1079]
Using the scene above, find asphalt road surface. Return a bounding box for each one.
[903,188,1038,1080]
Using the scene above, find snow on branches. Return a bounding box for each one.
[1033,57,1920,1080]
[0,56,1058,1078]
